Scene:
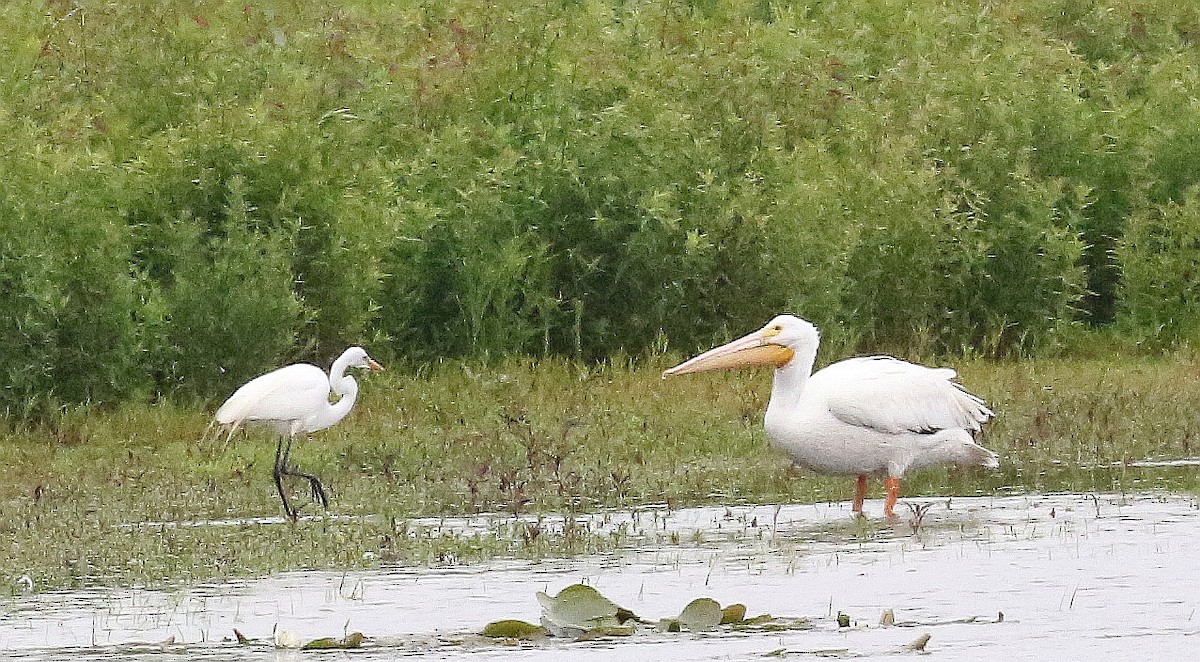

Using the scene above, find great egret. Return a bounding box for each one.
[663,315,997,518]
[207,346,384,520]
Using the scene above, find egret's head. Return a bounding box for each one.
[344,346,385,372]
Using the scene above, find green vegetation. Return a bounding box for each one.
[2,0,1198,594]
[1,356,1197,591]
[2,1,1200,417]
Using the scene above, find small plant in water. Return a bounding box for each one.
[906,502,936,532]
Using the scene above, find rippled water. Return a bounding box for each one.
[3,492,1199,660]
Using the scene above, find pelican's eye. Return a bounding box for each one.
[764,324,784,338]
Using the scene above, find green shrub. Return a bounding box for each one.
[124,136,311,395]
[124,119,388,387]
[1118,189,1200,347]
[3,0,1200,416]
[0,153,142,417]
[156,219,305,397]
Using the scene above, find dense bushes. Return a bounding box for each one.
[1119,190,1200,347]
[1,0,1198,415]
[0,144,143,417]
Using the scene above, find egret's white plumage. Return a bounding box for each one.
[664,315,997,517]
[207,346,383,520]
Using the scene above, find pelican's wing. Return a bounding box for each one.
[814,356,993,434]
[215,363,331,424]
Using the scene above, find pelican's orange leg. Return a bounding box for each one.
[852,475,868,515]
[883,477,902,518]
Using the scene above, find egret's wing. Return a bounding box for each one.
[215,364,331,424]
[814,357,993,434]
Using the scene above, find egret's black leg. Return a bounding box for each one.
[274,435,297,521]
[276,434,329,514]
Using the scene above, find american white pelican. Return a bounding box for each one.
[663,315,997,518]
[206,346,384,520]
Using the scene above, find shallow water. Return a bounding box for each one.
[3,492,1199,660]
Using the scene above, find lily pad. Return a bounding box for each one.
[301,632,364,650]
[537,584,640,638]
[902,633,931,652]
[731,615,811,631]
[496,586,814,643]
[273,629,302,649]
[677,598,722,632]
[481,619,549,640]
[574,625,637,640]
[720,603,747,625]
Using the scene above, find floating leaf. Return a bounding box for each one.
[574,625,636,640]
[880,609,895,626]
[837,611,851,628]
[273,629,302,649]
[902,633,931,652]
[537,584,638,638]
[677,598,722,632]
[233,629,253,645]
[721,603,747,625]
[481,620,549,640]
[738,616,811,632]
[301,632,364,650]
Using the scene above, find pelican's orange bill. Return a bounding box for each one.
[663,342,793,377]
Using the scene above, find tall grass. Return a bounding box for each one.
[1,356,1196,590]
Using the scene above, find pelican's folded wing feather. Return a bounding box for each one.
[816,357,993,435]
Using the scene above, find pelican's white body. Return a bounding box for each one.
[765,354,997,479]
[665,315,998,485]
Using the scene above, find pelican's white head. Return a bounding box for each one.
[760,314,819,350]
[662,314,818,378]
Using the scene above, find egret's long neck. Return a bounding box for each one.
[316,354,360,429]
[767,338,819,413]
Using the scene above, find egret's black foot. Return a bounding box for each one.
[278,466,329,514]
[306,476,329,509]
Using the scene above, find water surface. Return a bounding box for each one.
[3,492,1198,660]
